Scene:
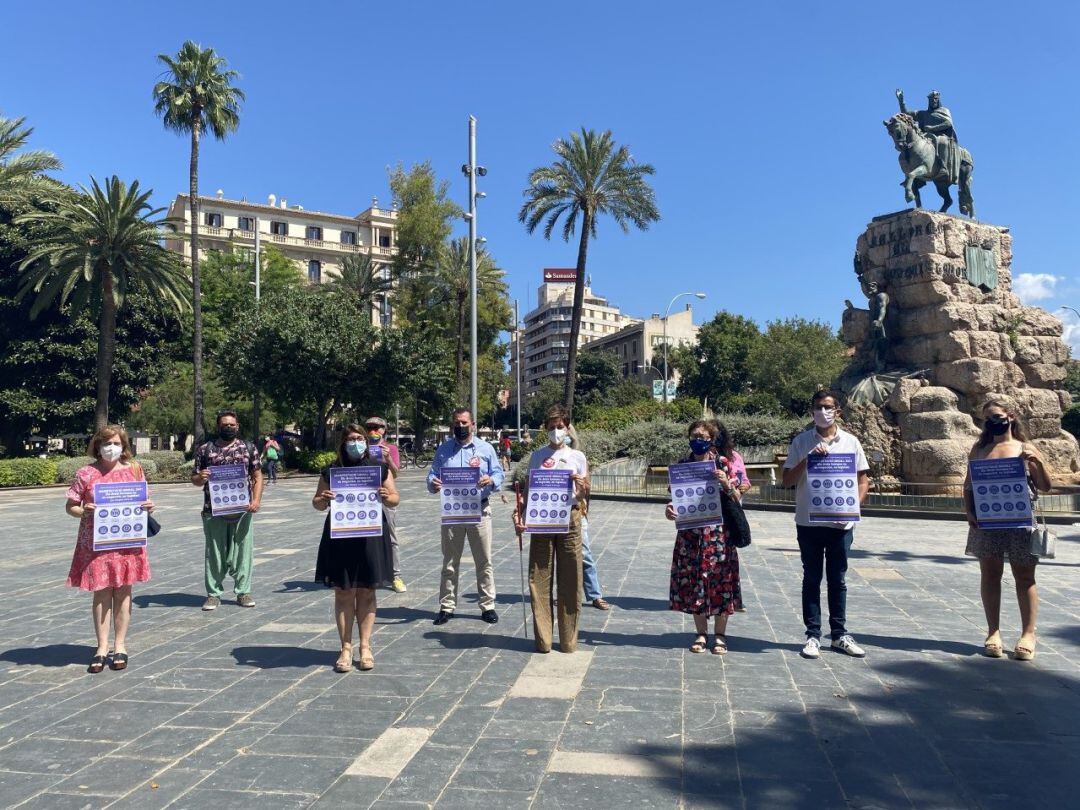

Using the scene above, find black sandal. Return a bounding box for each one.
[87,655,107,674]
[689,635,708,653]
[712,635,728,655]
[109,652,129,671]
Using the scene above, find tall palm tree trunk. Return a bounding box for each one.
[94,268,118,430]
[562,209,592,417]
[189,121,205,443]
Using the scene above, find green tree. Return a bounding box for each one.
[153,41,244,443]
[574,351,623,407]
[520,128,659,414]
[747,318,847,416]
[0,114,61,204]
[523,377,566,428]
[671,310,762,411]
[329,252,394,323]
[215,288,453,448]
[388,161,462,276]
[17,177,189,429]
[199,245,301,353]
[1064,359,1080,403]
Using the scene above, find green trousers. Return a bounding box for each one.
[202,512,254,597]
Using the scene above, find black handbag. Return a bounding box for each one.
[147,515,161,537]
[720,490,752,548]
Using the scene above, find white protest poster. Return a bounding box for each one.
[441,467,482,525]
[525,469,573,533]
[209,464,251,517]
[92,481,149,551]
[668,461,724,530]
[806,453,861,523]
[329,467,383,538]
[970,457,1031,529]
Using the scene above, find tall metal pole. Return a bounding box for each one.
[515,299,522,439]
[468,116,479,422]
[662,291,706,405]
[253,218,262,439]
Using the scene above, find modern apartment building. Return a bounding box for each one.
[583,306,700,392]
[508,269,639,405]
[165,191,398,322]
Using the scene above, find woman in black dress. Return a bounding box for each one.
[312,424,399,672]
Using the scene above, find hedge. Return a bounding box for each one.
[55,456,88,483]
[296,449,338,474]
[135,450,187,480]
[1064,404,1080,441]
[0,458,59,487]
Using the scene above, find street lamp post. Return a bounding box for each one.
[461,117,488,423]
[662,291,706,404]
[252,217,262,440]
[515,299,522,440]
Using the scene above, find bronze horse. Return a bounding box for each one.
[884,112,975,217]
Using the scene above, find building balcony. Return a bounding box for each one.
[192,225,396,257]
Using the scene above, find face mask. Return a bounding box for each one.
[987,415,1011,436]
[100,444,122,462]
[689,438,712,456]
[549,428,567,445]
[563,435,574,447]
[345,440,367,460]
[218,425,239,441]
[813,408,835,429]
[453,424,471,441]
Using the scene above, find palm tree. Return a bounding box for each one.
[153,41,244,443]
[329,252,394,323]
[431,238,507,400]
[0,114,61,203]
[17,176,190,429]
[519,128,659,414]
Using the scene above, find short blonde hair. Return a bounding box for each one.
[88,425,133,462]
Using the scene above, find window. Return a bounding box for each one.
[205,212,223,227]
[379,234,391,248]
[380,296,392,326]
[307,260,322,283]
[271,221,288,236]
[340,230,357,245]
[306,225,323,240]
[237,216,255,231]
[632,361,639,375]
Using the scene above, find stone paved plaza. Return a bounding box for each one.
[0,473,1078,809]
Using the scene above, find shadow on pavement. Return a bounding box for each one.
[230,645,329,669]
[0,643,87,667]
[133,591,205,608]
[423,630,535,653]
[376,606,431,625]
[275,580,324,593]
[631,657,1080,808]
[604,596,669,612]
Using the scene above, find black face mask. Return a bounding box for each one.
[987,416,1010,436]
[218,425,239,441]
[453,424,471,441]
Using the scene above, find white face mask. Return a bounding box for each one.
[813,408,836,429]
[100,444,123,462]
[549,428,567,446]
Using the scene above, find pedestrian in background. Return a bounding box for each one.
[364,415,407,593]
[261,435,281,484]
[565,429,609,611]
[312,424,398,672]
[65,425,154,673]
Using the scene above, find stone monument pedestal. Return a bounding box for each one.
[841,209,1079,484]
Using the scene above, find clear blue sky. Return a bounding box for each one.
[3,2,1078,348]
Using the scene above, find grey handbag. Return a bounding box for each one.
[1030,494,1056,559]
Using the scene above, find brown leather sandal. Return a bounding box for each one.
[109,652,128,671]
[88,655,107,674]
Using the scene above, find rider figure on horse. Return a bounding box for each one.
[896,89,961,186]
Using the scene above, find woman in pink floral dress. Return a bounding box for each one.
[666,420,743,655]
[65,426,154,673]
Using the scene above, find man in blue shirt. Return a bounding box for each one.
[427,407,504,625]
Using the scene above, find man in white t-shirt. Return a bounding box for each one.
[782,390,870,659]
[514,404,589,653]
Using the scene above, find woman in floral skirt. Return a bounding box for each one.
[65,426,154,673]
[666,420,742,655]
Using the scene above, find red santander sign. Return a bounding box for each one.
[543,268,578,283]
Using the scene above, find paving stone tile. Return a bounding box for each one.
[196,752,353,794]
[0,769,65,806]
[0,735,114,774]
[109,767,212,809]
[51,755,163,796]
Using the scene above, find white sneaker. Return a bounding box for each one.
[801,637,821,658]
[831,635,866,657]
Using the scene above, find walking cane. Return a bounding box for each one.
[514,482,529,639]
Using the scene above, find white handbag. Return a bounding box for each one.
[1029,494,1057,559]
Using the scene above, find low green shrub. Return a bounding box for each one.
[55,456,89,483]
[135,450,187,480]
[296,449,338,474]
[0,458,59,487]
[575,429,618,466]
[179,460,195,479]
[615,419,687,466]
[714,412,804,448]
[577,398,701,432]
[132,458,159,480]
